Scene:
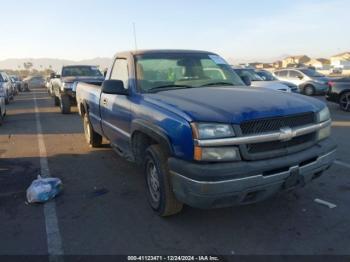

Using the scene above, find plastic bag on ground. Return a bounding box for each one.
[26,175,63,203]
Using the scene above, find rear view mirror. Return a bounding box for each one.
[241,75,251,86]
[102,80,128,95]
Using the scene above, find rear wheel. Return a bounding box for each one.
[0,109,3,126]
[339,92,350,112]
[83,113,102,147]
[53,96,60,106]
[5,91,9,105]
[304,85,315,96]
[60,95,71,114]
[144,145,183,216]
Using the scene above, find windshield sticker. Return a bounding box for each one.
[209,55,228,65]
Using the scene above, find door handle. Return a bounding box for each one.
[102,98,108,105]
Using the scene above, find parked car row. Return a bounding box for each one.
[0,73,47,126]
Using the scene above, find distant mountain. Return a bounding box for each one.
[0,57,112,71]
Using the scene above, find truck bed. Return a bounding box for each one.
[76,82,102,117]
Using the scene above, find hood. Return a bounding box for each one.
[143,86,325,124]
[62,76,105,83]
[251,80,290,91]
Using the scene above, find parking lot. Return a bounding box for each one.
[0,87,349,256]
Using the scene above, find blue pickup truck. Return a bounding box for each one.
[76,50,336,216]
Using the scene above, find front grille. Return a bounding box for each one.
[240,112,315,135]
[247,133,315,154]
[239,112,316,160]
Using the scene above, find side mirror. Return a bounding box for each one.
[102,80,128,95]
[297,75,304,80]
[54,74,61,79]
[241,75,251,86]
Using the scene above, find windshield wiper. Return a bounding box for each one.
[147,84,194,92]
[200,82,234,87]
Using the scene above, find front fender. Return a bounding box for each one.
[131,119,174,155]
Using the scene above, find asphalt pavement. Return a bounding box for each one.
[0,88,349,256]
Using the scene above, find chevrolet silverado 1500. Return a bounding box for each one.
[76,50,336,216]
[52,65,105,114]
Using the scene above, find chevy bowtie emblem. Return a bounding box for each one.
[279,127,294,141]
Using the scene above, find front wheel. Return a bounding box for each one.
[60,95,71,114]
[339,92,350,112]
[53,96,60,106]
[144,145,183,217]
[304,85,315,96]
[83,113,102,147]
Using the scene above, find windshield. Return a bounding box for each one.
[234,69,264,81]
[256,71,277,81]
[62,66,103,77]
[135,53,244,92]
[299,69,325,77]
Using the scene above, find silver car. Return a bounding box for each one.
[23,76,45,90]
[274,68,330,96]
[0,71,14,104]
[0,77,6,124]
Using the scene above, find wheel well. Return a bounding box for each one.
[131,131,163,165]
[79,102,87,116]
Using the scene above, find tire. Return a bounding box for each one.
[144,145,183,217]
[304,85,315,96]
[60,95,71,114]
[54,96,60,106]
[0,110,3,126]
[5,92,9,105]
[339,92,350,112]
[83,113,102,147]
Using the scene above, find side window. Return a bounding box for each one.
[279,70,288,78]
[289,70,302,79]
[110,59,129,89]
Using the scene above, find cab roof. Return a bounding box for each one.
[115,49,217,57]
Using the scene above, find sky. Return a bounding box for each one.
[1,0,349,63]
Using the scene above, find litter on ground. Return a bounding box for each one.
[26,175,63,204]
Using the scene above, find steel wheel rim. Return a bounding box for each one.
[147,161,161,204]
[340,93,350,111]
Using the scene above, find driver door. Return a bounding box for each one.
[100,58,132,152]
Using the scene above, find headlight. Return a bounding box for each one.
[191,123,235,139]
[191,123,239,161]
[316,107,331,141]
[317,107,331,123]
[317,125,331,141]
[194,146,240,162]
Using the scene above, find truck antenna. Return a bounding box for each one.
[133,22,138,51]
